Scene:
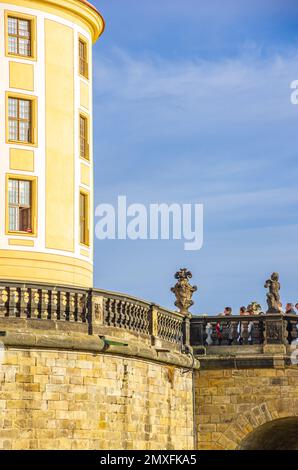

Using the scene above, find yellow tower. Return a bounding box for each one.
[0,0,104,287]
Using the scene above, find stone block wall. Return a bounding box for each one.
[195,366,298,450]
[0,348,194,450]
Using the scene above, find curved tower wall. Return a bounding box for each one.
[0,0,104,287]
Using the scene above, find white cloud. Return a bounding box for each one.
[92,47,298,312]
[94,48,298,110]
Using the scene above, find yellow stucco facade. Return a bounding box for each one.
[0,0,104,287]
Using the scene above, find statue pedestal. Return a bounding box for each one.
[264,314,287,346]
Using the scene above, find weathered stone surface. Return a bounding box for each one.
[0,346,195,450]
[196,361,298,450]
[1,282,297,451]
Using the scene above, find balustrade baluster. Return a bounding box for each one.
[9,287,20,318]
[68,292,75,322]
[78,293,87,322]
[119,300,126,328]
[30,289,39,319]
[0,287,9,317]
[50,290,58,321]
[59,291,67,321]
[104,297,109,325]
[20,287,30,318]
[41,290,49,320]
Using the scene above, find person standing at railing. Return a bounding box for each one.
[237,307,246,344]
[285,303,297,344]
[223,307,232,316]
[295,303,298,313]
[216,307,232,345]
[285,303,296,315]
[217,307,232,317]
[223,307,233,345]
[246,305,254,315]
[215,321,223,345]
[239,306,247,316]
[227,320,234,345]
[224,307,233,344]
[278,302,284,313]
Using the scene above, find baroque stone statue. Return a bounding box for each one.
[264,272,281,313]
[171,268,197,315]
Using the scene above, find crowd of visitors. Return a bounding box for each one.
[210,302,298,346]
[218,302,298,317]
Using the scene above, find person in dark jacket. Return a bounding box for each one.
[285,303,296,315]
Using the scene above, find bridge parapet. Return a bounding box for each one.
[190,314,298,350]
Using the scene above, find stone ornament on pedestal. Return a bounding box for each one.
[171,268,197,349]
[263,272,288,348]
[171,268,197,316]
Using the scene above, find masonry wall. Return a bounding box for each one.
[195,366,298,450]
[0,348,194,450]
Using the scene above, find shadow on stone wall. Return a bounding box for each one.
[238,417,298,450]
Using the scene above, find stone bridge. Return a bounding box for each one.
[0,281,297,450]
[191,314,298,449]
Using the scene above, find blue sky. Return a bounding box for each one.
[91,0,298,315]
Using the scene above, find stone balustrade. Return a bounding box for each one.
[190,313,298,347]
[92,288,186,348]
[1,281,296,352]
[0,281,187,350]
[0,282,88,323]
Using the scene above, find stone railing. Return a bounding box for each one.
[190,313,298,347]
[0,282,187,349]
[157,306,184,344]
[0,281,88,323]
[99,291,151,335]
[92,288,186,348]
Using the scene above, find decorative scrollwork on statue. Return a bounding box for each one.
[171,268,197,315]
[247,301,263,315]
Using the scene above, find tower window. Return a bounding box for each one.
[8,179,32,233]
[8,16,32,57]
[80,192,89,245]
[79,39,88,78]
[8,97,32,143]
[80,114,89,160]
